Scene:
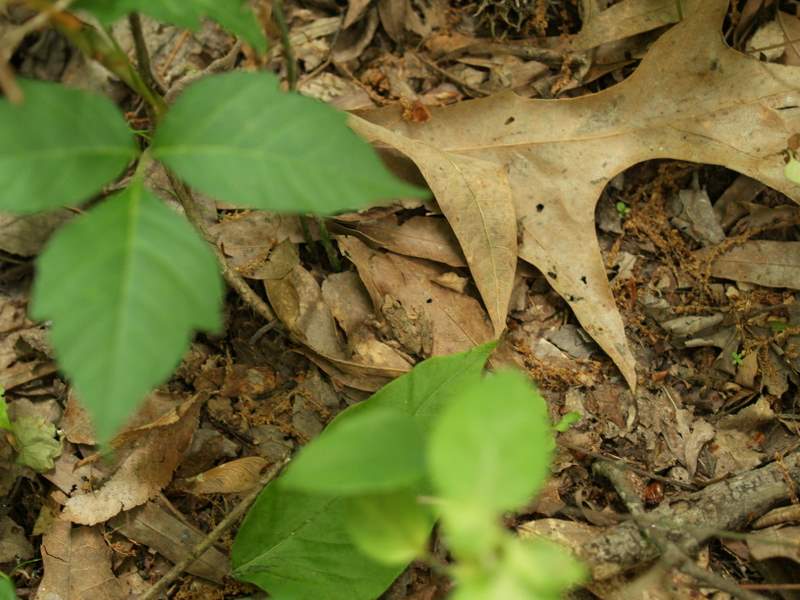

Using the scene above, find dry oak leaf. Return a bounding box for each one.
[62,394,201,525]
[36,520,125,600]
[349,0,800,389]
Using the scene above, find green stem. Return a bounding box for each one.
[317,217,341,272]
[273,0,297,90]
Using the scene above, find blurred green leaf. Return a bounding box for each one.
[0,80,136,213]
[281,408,425,495]
[30,182,222,441]
[0,389,10,432]
[0,572,15,600]
[428,371,554,517]
[12,416,61,472]
[76,0,266,52]
[344,490,433,565]
[152,72,423,214]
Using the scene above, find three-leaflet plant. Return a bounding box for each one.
[2,3,584,598]
[233,344,586,599]
[0,2,418,442]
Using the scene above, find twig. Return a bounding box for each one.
[272,0,297,91]
[127,12,165,97]
[139,457,289,600]
[0,0,75,102]
[409,51,488,98]
[316,218,341,272]
[166,172,278,325]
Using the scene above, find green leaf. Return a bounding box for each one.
[428,370,554,515]
[30,183,223,441]
[0,390,10,432]
[0,572,15,600]
[344,490,433,565]
[502,536,586,595]
[233,344,493,600]
[12,416,62,472]
[152,71,423,214]
[76,0,266,52]
[232,486,401,600]
[281,408,426,495]
[786,155,800,185]
[554,411,581,432]
[0,80,136,213]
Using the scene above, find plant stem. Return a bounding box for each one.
[127,12,164,97]
[140,457,289,600]
[272,0,297,91]
[166,172,278,325]
[316,217,341,272]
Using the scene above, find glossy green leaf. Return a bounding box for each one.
[281,408,425,495]
[233,344,493,600]
[428,370,554,515]
[232,487,401,600]
[30,183,223,441]
[344,490,433,565]
[152,71,423,214]
[76,0,266,52]
[0,80,136,213]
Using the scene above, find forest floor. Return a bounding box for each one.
[1,0,800,598]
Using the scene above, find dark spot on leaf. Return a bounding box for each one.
[536,203,544,212]
[547,271,557,279]
[505,116,515,125]
[426,298,432,304]
[580,276,587,284]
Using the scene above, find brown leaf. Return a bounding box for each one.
[178,456,268,494]
[0,210,72,257]
[570,0,679,51]
[37,521,125,600]
[338,215,467,267]
[343,0,373,29]
[62,394,201,525]
[349,119,516,336]
[110,501,229,583]
[339,236,493,356]
[0,516,33,563]
[350,0,800,389]
[697,241,800,290]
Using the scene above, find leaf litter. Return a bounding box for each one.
[3,0,800,597]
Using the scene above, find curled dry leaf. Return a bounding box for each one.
[179,456,269,495]
[62,394,201,525]
[350,0,800,389]
[37,520,125,600]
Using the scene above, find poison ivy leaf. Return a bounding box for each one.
[30,183,223,441]
[281,408,425,495]
[428,370,554,515]
[76,0,266,52]
[233,344,494,600]
[344,490,433,565]
[11,416,62,472]
[232,487,401,600]
[152,71,422,214]
[0,80,136,213]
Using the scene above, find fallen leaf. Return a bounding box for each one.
[110,500,229,583]
[0,210,72,256]
[747,526,800,562]
[350,0,800,389]
[178,456,268,494]
[0,516,33,563]
[569,0,680,51]
[62,394,201,525]
[337,215,467,267]
[37,520,124,599]
[697,241,800,290]
[339,236,493,356]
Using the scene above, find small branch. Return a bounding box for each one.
[127,12,164,96]
[316,217,341,272]
[140,457,289,600]
[272,0,297,91]
[166,172,278,325]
